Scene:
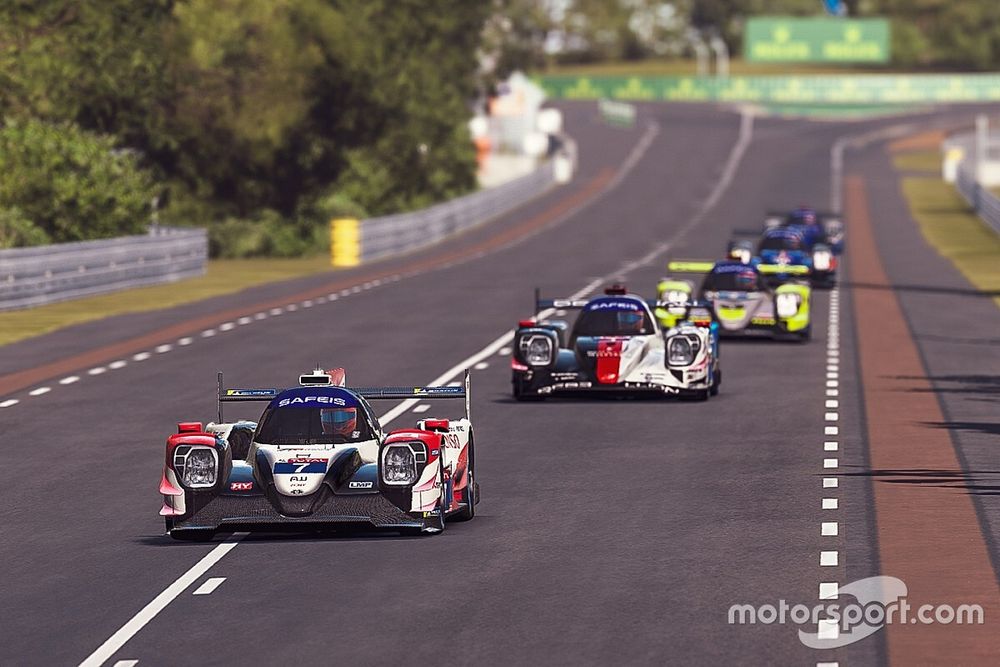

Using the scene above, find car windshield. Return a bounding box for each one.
[759,235,800,252]
[573,308,654,337]
[703,270,759,292]
[255,406,373,445]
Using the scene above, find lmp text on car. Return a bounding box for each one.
[665,260,812,341]
[511,285,721,401]
[158,368,479,540]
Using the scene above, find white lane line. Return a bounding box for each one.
[201,329,216,338]
[446,381,461,387]
[824,426,839,435]
[817,618,840,638]
[133,352,152,361]
[822,498,839,510]
[820,551,839,567]
[155,344,172,354]
[302,300,314,308]
[339,289,351,297]
[825,412,839,421]
[112,661,139,667]
[88,367,106,376]
[60,376,80,385]
[412,404,431,414]
[826,372,839,380]
[178,337,193,346]
[826,380,838,388]
[821,522,839,536]
[819,582,840,599]
[351,286,361,293]
[29,386,51,396]
[78,539,242,667]
[473,362,489,370]
[823,477,839,488]
[109,360,127,370]
[218,322,235,331]
[270,307,283,316]
[826,388,839,397]
[0,399,19,408]
[826,364,839,372]
[498,347,512,356]
[824,458,839,469]
[817,662,840,667]
[825,400,839,408]
[254,312,268,320]
[824,441,838,451]
[237,316,252,325]
[192,577,226,596]
[285,304,298,312]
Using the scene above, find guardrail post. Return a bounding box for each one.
[330,218,361,267]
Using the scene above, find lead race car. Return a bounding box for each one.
[511,285,721,401]
[158,368,479,540]
[663,260,812,341]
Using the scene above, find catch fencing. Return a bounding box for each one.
[954,165,1000,237]
[0,226,207,311]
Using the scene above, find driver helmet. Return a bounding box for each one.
[617,310,644,333]
[793,205,818,225]
[321,407,357,437]
[735,270,758,290]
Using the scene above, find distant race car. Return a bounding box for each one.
[727,227,837,287]
[761,205,844,286]
[511,285,721,401]
[665,260,812,341]
[158,368,479,540]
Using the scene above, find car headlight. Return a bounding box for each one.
[663,290,689,305]
[813,250,832,271]
[667,336,695,366]
[520,334,553,366]
[776,293,801,318]
[382,444,418,485]
[181,447,218,488]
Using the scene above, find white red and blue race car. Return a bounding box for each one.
[158,368,479,540]
[511,285,721,401]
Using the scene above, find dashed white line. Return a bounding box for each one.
[237,316,252,325]
[825,400,839,409]
[192,577,226,596]
[826,388,839,397]
[285,304,298,312]
[133,352,152,361]
[821,522,839,536]
[112,661,139,667]
[823,477,839,488]
[0,399,20,408]
[88,367,106,376]
[302,300,314,308]
[270,307,283,316]
[817,661,840,667]
[819,582,840,599]
[155,344,172,354]
[825,412,839,421]
[412,404,431,414]
[498,347,511,356]
[824,441,838,451]
[29,386,51,396]
[824,426,839,436]
[822,498,839,510]
[824,458,839,469]
[254,312,268,320]
[820,551,839,566]
[201,329,216,338]
[474,362,489,370]
[817,618,840,638]
[178,337,193,346]
[109,360,127,370]
[218,322,235,331]
[59,376,80,385]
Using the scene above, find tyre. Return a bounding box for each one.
[710,368,721,396]
[681,388,710,402]
[513,378,544,402]
[451,441,476,522]
[798,325,812,343]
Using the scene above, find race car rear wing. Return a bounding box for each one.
[667,260,811,276]
[533,287,588,316]
[216,369,472,422]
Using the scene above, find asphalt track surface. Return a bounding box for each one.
[2,102,999,666]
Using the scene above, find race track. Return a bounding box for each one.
[2,101,999,666]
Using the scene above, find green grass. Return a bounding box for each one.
[0,255,335,346]
[899,177,1000,309]
[893,150,942,173]
[540,58,887,78]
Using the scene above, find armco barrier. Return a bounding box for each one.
[0,226,207,311]
[954,164,1000,237]
[332,157,562,266]
[536,74,1000,104]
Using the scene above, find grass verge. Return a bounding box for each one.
[893,149,942,173]
[899,176,1000,309]
[0,255,333,346]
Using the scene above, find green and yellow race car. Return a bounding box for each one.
[656,260,811,341]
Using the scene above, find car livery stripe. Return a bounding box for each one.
[595,338,624,384]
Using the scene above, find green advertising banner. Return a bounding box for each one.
[745,17,890,63]
[536,74,1000,105]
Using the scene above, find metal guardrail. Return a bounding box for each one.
[330,142,574,267]
[955,164,1000,236]
[0,226,207,311]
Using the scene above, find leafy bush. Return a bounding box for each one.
[208,209,327,259]
[0,119,157,243]
[0,207,50,248]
